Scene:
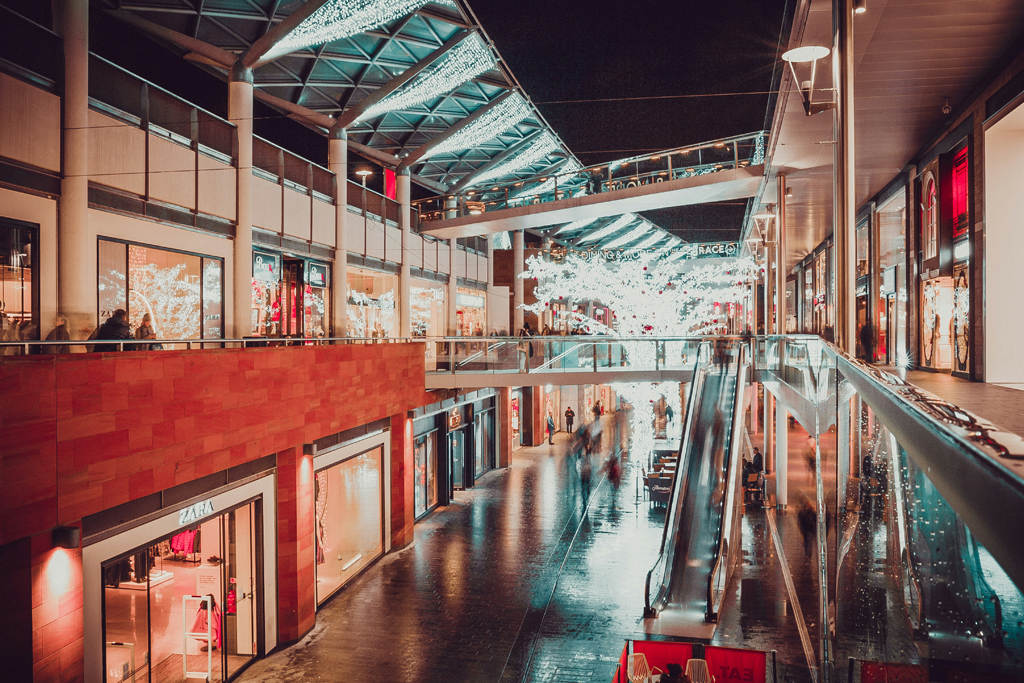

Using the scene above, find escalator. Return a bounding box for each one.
[644,339,749,634]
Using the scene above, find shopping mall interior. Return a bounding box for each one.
[2,0,1024,682]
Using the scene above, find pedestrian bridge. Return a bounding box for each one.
[413,132,766,240]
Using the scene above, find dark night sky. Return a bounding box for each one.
[469,0,791,240]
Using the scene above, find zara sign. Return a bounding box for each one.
[178,500,215,526]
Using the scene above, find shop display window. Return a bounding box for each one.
[315,447,384,604]
[251,251,282,337]
[924,175,939,260]
[411,281,446,337]
[876,193,907,364]
[99,239,224,346]
[305,262,330,339]
[0,220,38,342]
[414,431,439,518]
[456,287,486,336]
[102,502,258,683]
[347,267,397,337]
[856,220,869,277]
[474,409,495,477]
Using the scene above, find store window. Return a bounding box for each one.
[456,287,486,336]
[414,431,439,518]
[856,220,869,277]
[251,250,282,337]
[347,267,397,337]
[1,219,39,343]
[314,446,384,604]
[474,409,495,477]
[411,280,446,337]
[305,262,330,338]
[98,239,224,344]
[923,174,939,260]
[102,501,259,683]
[876,193,907,364]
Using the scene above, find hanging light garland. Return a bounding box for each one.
[424,92,531,159]
[359,33,495,122]
[554,218,600,235]
[511,160,582,201]
[575,214,637,245]
[469,133,560,187]
[269,0,431,60]
[601,224,652,250]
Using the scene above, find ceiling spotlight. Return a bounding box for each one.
[782,46,833,116]
[942,97,952,115]
[854,0,867,13]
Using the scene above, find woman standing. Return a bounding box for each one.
[134,313,161,350]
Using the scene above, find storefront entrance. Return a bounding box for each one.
[100,501,260,683]
[921,277,953,371]
[83,477,277,683]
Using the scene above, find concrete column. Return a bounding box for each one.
[397,169,412,337]
[764,391,774,474]
[513,230,525,332]
[764,235,774,335]
[59,0,93,339]
[777,175,788,334]
[328,126,348,337]
[775,402,788,507]
[228,65,254,339]
[833,0,857,353]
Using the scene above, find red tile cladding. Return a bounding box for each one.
[0,343,432,547]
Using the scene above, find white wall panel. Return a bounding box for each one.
[283,187,311,240]
[454,247,467,279]
[366,218,385,261]
[385,225,402,264]
[197,153,235,220]
[423,239,437,272]
[438,240,450,274]
[0,73,60,172]
[148,135,195,209]
[311,198,335,248]
[88,110,145,195]
[346,209,365,254]
[252,176,282,233]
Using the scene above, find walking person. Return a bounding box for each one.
[565,406,575,434]
[94,309,132,352]
[579,449,592,503]
[546,412,556,445]
[517,321,533,372]
[796,496,817,557]
[42,315,70,354]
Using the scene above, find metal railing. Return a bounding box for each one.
[411,130,766,223]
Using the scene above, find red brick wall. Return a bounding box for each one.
[0,342,435,673]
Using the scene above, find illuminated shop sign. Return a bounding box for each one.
[308,262,329,288]
[449,408,462,429]
[456,293,486,308]
[676,242,740,259]
[178,500,214,526]
[252,250,280,283]
[953,240,970,263]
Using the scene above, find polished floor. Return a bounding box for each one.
[237,416,831,683]
[905,369,1024,439]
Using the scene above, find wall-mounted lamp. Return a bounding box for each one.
[854,0,867,13]
[752,210,777,245]
[782,46,835,116]
[52,526,80,550]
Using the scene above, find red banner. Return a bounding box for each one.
[860,661,927,683]
[704,645,766,683]
[631,641,693,678]
[385,168,397,199]
[615,642,629,683]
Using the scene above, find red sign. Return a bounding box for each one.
[615,642,629,683]
[860,661,927,683]
[704,645,766,683]
[385,168,397,200]
[631,641,693,678]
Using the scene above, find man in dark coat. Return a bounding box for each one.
[565,406,575,434]
[94,309,132,352]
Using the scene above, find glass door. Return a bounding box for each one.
[282,260,304,338]
[223,504,257,679]
[450,431,465,490]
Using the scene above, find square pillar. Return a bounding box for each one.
[328,127,348,337]
[497,387,513,467]
[228,66,254,338]
[275,447,315,643]
[389,415,416,549]
[775,404,788,508]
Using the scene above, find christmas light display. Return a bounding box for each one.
[494,232,511,250]
[575,214,637,245]
[359,33,495,122]
[469,133,560,187]
[554,218,599,235]
[601,224,652,250]
[348,289,396,337]
[424,92,531,160]
[521,249,757,457]
[511,160,582,201]
[268,0,431,61]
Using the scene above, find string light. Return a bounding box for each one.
[469,133,560,187]
[359,33,495,121]
[631,233,667,251]
[575,214,637,245]
[511,160,582,200]
[268,0,431,61]
[601,224,652,250]
[424,92,531,159]
[554,218,599,235]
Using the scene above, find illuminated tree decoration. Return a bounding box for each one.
[470,133,560,187]
[425,92,532,160]
[269,0,431,60]
[359,34,495,122]
[521,248,756,457]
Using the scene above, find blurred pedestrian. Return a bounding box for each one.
[546,412,556,445]
[43,315,70,354]
[797,496,816,556]
[565,406,575,434]
[94,309,132,352]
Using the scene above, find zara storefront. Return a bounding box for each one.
[82,472,278,683]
